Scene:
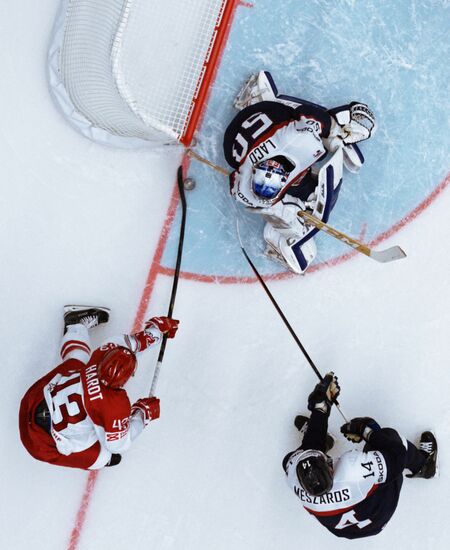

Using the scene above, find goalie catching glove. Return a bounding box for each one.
[340,417,381,443]
[307,372,340,415]
[144,316,179,339]
[131,397,160,426]
[326,102,377,151]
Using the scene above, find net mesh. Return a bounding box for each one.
[59,0,228,143]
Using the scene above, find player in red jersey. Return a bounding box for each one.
[19,306,179,470]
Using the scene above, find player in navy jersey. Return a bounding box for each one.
[283,374,438,539]
[223,71,376,274]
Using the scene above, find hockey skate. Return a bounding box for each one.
[406,431,438,479]
[294,415,335,453]
[63,305,110,333]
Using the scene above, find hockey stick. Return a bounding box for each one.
[149,166,187,396]
[187,149,406,264]
[187,148,229,176]
[298,211,406,263]
[236,219,348,423]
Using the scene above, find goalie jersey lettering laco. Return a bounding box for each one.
[285,445,405,539]
[223,101,331,208]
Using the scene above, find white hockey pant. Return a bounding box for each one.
[60,324,92,363]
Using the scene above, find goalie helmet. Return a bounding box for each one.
[98,346,137,389]
[251,158,289,203]
[296,450,333,496]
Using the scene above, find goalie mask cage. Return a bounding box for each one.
[48,0,236,148]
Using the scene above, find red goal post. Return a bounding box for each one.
[48,0,237,148]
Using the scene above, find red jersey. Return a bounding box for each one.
[19,331,159,469]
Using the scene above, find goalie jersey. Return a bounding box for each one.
[223,101,333,208]
[283,412,411,539]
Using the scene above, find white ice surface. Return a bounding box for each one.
[1,2,449,550]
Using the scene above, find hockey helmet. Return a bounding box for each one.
[251,158,289,202]
[296,450,333,496]
[98,346,137,389]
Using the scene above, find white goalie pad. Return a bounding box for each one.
[234,71,278,110]
[234,70,309,111]
[261,147,344,274]
[343,143,364,173]
[264,223,317,274]
[259,196,306,235]
[312,147,343,220]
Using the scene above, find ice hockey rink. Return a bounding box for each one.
[1,1,449,549]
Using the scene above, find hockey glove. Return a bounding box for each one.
[344,102,377,145]
[326,102,376,151]
[145,316,179,339]
[340,417,381,443]
[307,372,340,415]
[131,397,160,426]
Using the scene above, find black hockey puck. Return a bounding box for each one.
[183,177,196,191]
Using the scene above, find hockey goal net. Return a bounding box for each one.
[48,0,236,147]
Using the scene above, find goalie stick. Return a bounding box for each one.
[187,148,229,176]
[149,166,187,396]
[236,219,348,423]
[298,211,406,263]
[187,149,406,264]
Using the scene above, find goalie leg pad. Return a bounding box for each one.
[264,223,317,274]
[343,143,364,173]
[234,71,278,110]
[260,197,307,235]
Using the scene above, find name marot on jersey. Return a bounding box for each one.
[248,138,277,165]
[85,364,103,401]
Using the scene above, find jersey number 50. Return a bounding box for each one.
[232,112,273,163]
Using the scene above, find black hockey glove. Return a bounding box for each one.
[307,372,340,415]
[340,417,381,443]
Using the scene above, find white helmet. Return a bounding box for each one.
[251,158,289,203]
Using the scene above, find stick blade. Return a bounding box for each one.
[370,245,407,263]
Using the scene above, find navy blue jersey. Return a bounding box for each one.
[283,411,415,539]
[223,101,332,170]
[223,101,333,209]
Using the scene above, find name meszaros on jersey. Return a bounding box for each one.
[284,447,401,539]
